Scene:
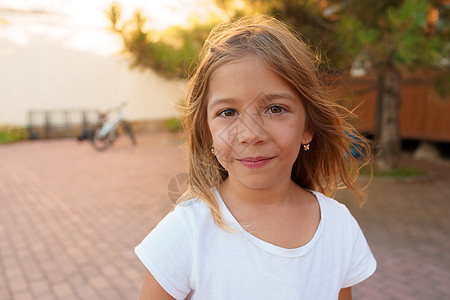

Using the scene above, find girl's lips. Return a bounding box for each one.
[237,157,274,169]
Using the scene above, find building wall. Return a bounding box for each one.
[0,2,186,128]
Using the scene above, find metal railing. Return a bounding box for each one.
[27,109,100,139]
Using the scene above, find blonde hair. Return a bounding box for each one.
[180,15,371,229]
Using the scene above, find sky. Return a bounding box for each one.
[0,0,212,58]
[0,0,223,29]
[0,0,225,55]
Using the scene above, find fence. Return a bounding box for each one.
[28,110,100,139]
[328,73,450,142]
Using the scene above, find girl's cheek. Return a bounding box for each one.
[210,120,241,161]
[214,139,232,163]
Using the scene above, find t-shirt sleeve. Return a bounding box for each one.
[342,213,377,288]
[135,206,193,299]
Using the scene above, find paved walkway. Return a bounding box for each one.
[0,133,449,299]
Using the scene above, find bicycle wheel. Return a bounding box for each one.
[122,121,137,146]
[90,127,113,151]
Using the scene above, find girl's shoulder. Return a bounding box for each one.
[174,197,211,217]
[309,190,356,224]
[163,197,215,230]
[310,190,347,208]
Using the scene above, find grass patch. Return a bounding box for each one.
[360,165,427,178]
[0,125,29,144]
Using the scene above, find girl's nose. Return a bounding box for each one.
[236,113,268,145]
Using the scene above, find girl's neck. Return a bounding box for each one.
[219,175,299,210]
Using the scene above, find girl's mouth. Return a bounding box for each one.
[237,156,274,169]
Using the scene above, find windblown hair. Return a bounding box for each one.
[180,15,371,229]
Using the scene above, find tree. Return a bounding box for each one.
[218,0,449,171]
[107,3,220,78]
[334,0,448,171]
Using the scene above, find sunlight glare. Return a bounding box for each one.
[0,0,225,56]
[121,0,227,30]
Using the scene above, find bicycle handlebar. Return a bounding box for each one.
[102,101,127,115]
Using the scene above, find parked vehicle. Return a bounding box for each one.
[78,102,136,151]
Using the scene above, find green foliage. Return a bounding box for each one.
[166,117,182,132]
[335,0,448,71]
[0,125,29,144]
[219,0,448,74]
[337,16,379,59]
[107,3,219,78]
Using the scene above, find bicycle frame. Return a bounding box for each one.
[88,101,136,151]
[98,112,123,139]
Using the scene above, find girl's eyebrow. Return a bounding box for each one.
[208,92,298,109]
[260,92,298,102]
[208,97,238,110]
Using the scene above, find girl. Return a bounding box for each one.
[136,16,376,300]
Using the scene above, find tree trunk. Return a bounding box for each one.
[375,67,402,172]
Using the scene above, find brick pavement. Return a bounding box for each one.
[0,133,449,299]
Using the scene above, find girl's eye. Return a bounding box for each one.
[218,108,238,118]
[267,105,285,114]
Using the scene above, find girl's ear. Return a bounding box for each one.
[302,128,314,144]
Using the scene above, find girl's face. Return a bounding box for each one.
[207,54,312,190]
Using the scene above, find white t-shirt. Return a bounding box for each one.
[135,190,376,300]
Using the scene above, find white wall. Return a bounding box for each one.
[0,1,187,127]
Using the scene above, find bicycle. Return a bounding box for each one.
[87,102,136,151]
